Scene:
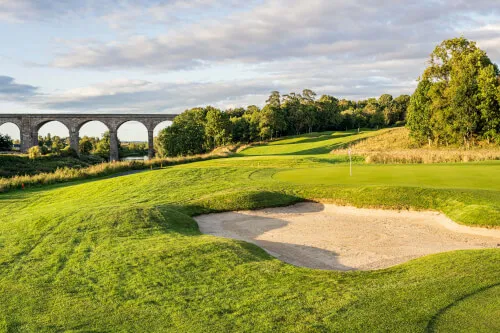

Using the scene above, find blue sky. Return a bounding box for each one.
[1,0,499,141]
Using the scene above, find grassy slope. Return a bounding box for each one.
[0,129,499,332]
[238,129,381,155]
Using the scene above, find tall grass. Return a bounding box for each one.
[0,149,232,193]
[333,127,500,163]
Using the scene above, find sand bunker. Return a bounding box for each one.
[194,203,500,271]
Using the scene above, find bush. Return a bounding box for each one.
[394,120,406,127]
[28,146,43,159]
[60,146,78,158]
[0,134,13,151]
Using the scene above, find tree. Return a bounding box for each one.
[316,95,341,130]
[156,108,207,157]
[205,107,231,149]
[51,136,65,153]
[478,64,500,143]
[93,132,121,160]
[244,105,261,142]
[230,116,251,143]
[0,134,13,151]
[418,37,500,146]
[378,94,393,109]
[79,136,94,155]
[407,79,433,145]
[280,93,302,134]
[407,37,500,146]
[39,133,52,151]
[394,95,411,121]
[301,89,318,133]
[260,91,286,138]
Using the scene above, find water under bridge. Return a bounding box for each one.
[0,114,179,161]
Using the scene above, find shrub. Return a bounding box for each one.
[28,146,43,159]
[60,146,78,158]
[0,134,13,151]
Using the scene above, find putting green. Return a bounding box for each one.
[274,162,500,190]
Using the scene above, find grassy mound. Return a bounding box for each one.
[1,129,499,331]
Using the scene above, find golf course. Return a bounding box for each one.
[1,129,498,332]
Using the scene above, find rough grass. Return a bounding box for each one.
[333,127,500,163]
[0,149,232,193]
[1,129,499,331]
[0,154,104,177]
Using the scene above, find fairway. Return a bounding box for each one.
[238,130,381,156]
[0,129,499,332]
[274,162,500,190]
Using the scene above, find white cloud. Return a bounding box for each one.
[50,0,500,71]
[1,0,500,114]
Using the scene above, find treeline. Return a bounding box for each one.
[156,90,410,157]
[407,37,500,147]
[32,132,146,160]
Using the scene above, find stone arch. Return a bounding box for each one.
[77,120,111,156]
[0,121,21,151]
[34,120,71,148]
[76,119,112,134]
[116,120,153,160]
[152,120,172,136]
[0,118,22,130]
[116,120,149,138]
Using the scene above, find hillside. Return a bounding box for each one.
[0,129,498,332]
[332,127,500,163]
[0,154,104,178]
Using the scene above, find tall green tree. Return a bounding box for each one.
[205,107,231,149]
[156,108,206,157]
[79,136,94,155]
[478,64,500,143]
[407,79,433,145]
[282,93,303,134]
[316,95,341,130]
[408,37,500,146]
[301,89,318,133]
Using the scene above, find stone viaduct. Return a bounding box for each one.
[0,114,178,161]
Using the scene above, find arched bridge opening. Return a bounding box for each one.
[0,114,178,161]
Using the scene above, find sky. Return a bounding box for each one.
[0,0,500,141]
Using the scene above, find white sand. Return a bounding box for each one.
[194,202,500,271]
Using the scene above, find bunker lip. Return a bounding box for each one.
[194,202,500,271]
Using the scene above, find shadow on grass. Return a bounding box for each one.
[425,282,500,332]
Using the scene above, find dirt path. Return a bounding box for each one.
[194,203,500,271]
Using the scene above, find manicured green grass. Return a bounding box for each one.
[238,129,382,155]
[274,163,500,190]
[1,129,499,331]
[430,285,500,332]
